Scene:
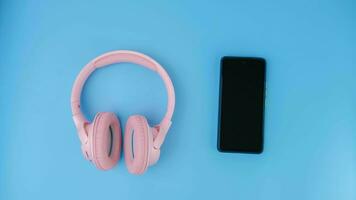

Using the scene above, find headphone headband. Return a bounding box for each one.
[71,50,175,130]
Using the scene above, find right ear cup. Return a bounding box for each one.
[89,112,121,170]
[124,115,152,174]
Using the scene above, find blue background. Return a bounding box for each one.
[0,0,355,199]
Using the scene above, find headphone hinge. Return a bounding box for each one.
[153,121,172,149]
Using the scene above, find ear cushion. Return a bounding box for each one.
[124,115,152,174]
[90,112,121,170]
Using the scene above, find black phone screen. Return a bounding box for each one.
[217,57,266,153]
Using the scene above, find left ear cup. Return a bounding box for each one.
[90,112,121,170]
[124,115,152,174]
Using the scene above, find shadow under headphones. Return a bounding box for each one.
[71,50,175,175]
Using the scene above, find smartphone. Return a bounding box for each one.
[217,56,266,153]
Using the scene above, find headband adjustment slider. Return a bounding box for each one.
[73,114,88,144]
[153,121,172,149]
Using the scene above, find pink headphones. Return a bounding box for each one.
[71,50,175,174]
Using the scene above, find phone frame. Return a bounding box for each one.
[217,56,266,154]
